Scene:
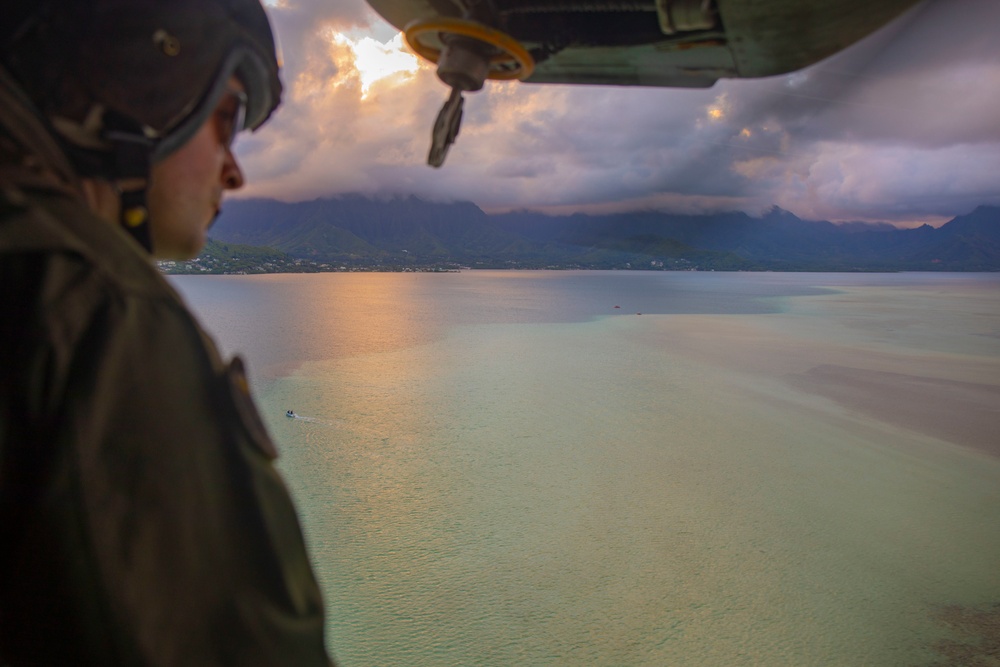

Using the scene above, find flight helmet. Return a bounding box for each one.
[1,0,283,250]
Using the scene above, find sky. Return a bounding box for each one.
[235,0,1000,227]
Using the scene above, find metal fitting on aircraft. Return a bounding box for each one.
[656,0,716,34]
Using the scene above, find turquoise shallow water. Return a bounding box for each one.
[173,271,1000,666]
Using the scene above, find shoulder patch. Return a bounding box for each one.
[224,356,279,460]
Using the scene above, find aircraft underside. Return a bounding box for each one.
[363,0,924,164]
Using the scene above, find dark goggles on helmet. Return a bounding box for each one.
[216,88,248,148]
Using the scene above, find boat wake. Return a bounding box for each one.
[282,412,416,447]
[284,413,356,430]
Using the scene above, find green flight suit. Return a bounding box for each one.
[0,67,334,665]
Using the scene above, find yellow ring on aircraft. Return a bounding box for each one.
[404,17,535,81]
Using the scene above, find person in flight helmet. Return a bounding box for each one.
[0,1,334,664]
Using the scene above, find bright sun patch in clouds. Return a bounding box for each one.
[705,92,731,122]
[328,31,420,97]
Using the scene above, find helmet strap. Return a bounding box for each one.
[118,186,153,253]
[55,109,159,253]
[100,112,156,253]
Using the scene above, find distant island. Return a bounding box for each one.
[160,195,1000,274]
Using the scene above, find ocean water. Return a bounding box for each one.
[171,271,1000,666]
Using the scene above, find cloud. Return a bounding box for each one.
[235,0,1000,226]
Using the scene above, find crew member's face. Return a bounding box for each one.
[147,77,246,260]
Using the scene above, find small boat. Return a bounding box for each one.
[285,410,296,418]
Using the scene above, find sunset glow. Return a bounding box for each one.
[329,31,421,97]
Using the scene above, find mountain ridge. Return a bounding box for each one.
[208,196,1000,271]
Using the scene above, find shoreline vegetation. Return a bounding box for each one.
[158,238,996,275]
[153,239,741,275]
[158,242,467,274]
[159,256,994,275]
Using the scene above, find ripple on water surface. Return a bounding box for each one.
[182,272,1000,666]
